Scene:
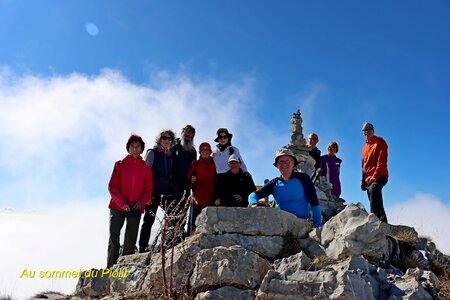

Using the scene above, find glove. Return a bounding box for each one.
[361,180,367,191]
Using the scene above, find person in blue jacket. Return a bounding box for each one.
[248,148,322,228]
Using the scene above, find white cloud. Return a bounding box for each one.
[388,192,450,255]
[0,68,282,299]
[0,67,277,208]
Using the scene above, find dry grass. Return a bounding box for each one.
[391,229,418,245]
[278,231,301,258]
[310,255,336,270]
[436,260,450,299]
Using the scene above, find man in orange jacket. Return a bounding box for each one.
[361,122,388,222]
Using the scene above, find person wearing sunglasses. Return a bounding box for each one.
[212,128,249,178]
[138,129,176,253]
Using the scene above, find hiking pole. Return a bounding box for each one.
[187,193,194,236]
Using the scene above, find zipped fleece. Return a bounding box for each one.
[108,155,153,213]
[362,136,388,183]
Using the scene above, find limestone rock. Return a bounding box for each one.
[74,268,110,298]
[142,239,202,297]
[258,256,378,300]
[388,268,436,299]
[190,245,272,291]
[195,286,255,300]
[321,203,390,260]
[195,232,285,259]
[196,206,312,238]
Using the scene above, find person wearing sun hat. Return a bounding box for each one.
[248,148,322,228]
[361,122,389,222]
[212,128,250,177]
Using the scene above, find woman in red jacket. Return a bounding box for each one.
[107,134,153,268]
[186,142,216,235]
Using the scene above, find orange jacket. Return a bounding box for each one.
[108,155,153,213]
[362,136,388,183]
[187,157,216,206]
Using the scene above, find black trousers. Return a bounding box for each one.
[138,195,175,251]
[107,209,141,268]
[366,176,388,222]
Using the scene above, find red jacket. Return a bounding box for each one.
[108,155,153,213]
[187,157,216,206]
[362,136,388,183]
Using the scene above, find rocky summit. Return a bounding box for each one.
[34,203,449,300]
[32,110,449,299]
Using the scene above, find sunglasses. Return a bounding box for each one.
[161,136,173,141]
[218,135,228,140]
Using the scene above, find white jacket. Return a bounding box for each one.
[212,145,248,174]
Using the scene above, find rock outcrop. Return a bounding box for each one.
[66,205,448,300]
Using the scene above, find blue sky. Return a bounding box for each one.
[1,1,449,298]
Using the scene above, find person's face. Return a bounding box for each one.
[276,156,294,176]
[308,135,318,148]
[363,129,374,141]
[182,128,195,141]
[200,146,211,158]
[160,134,173,149]
[328,144,337,155]
[128,141,142,159]
[228,161,241,174]
[217,133,229,145]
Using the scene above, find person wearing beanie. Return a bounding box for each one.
[321,141,342,198]
[138,129,176,253]
[212,128,250,176]
[361,122,389,222]
[107,134,153,267]
[248,149,322,228]
[186,142,216,235]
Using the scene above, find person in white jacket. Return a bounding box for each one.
[212,128,250,175]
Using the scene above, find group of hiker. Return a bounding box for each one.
[106,122,389,268]
[306,122,389,223]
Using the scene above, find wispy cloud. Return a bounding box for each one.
[388,192,450,254]
[0,67,280,299]
[0,67,276,208]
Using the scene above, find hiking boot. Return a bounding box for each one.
[138,247,149,253]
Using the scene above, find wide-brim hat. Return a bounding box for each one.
[273,148,298,167]
[214,128,233,142]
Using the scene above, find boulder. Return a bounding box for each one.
[196,206,312,238]
[257,256,378,300]
[321,203,390,260]
[74,268,110,298]
[388,268,436,299]
[190,245,272,292]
